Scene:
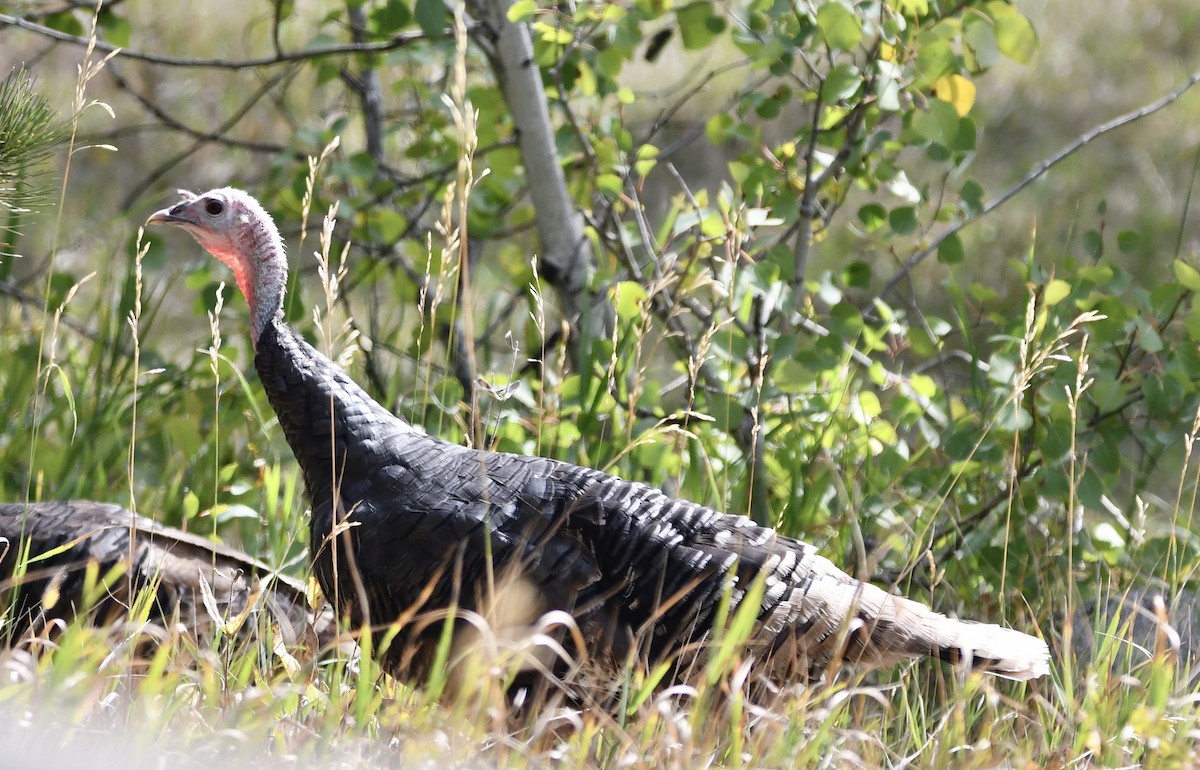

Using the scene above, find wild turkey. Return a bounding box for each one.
[0,500,315,645]
[147,188,1050,690]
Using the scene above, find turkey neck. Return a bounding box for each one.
[234,215,288,348]
[253,315,417,533]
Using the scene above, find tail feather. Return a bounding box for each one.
[928,619,1051,680]
[764,562,1051,680]
[852,583,1050,680]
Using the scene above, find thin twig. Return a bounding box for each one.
[639,59,755,149]
[0,12,464,69]
[875,67,1200,310]
[0,277,98,342]
[927,458,1042,559]
[106,64,286,154]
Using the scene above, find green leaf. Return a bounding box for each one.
[600,4,627,21]
[1184,304,1200,341]
[575,58,597,96]
[909,373,938,399]
[994,12,1038,64]
[183,490,200,520]
[1116,230,1140,254]
[1077,264,1114,285]
[914,40,955,87]
[706,113,734,144]
[843,260,871,289]
[962,15,1000,71]
[699,211,725,238]
[415,0,448,37]
[676,2,726,50]
[816,2,862,51]
[773,359,814,391]
[888,206,917,235]
[857,391,882,420]
[46,271,75,308]
[275,0,296,23]
[634,144,659,177]
[912,107,943,146]
[433,376,465,411]
[596,173,623,196]
[98,10,132,48]
[820,63,861,101]
[1173,259,1200,291]
[987,353,1016,385]
[1135,316,1164,353]
[371,0,413,33]
[43,11,84,37]
[506,0,538,22]
[930,99,961,144]
[960,179,984,216]
[1042,278,1071,306]
[596,45,627,78]
[969,282,998,303]
[952,115,977,152]
[1149,282,1179,316]
[368,208,407,243]
[858,203,887,232]
[937,232,964,264]
[534,21,574,44]
[612,280,648,322]
[995,401,1032,432]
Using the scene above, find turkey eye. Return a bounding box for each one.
[204,199,224,216]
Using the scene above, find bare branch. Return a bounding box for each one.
[788,88,825,323]
[343,5,386,162]
[465,0,592,319]
[106,64,286,155]
[0,12,463,69]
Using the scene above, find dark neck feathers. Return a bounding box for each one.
[253,316,419,492]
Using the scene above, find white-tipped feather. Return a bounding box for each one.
[952,623,1051,680]
[755,551,1050,680]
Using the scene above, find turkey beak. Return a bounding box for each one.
[146,201,195,228]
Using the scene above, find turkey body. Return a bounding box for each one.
[148,186,1050,692]
[0,500,313,644]
[256,318,1047,685]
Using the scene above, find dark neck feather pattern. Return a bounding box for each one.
[253,315,418,496]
